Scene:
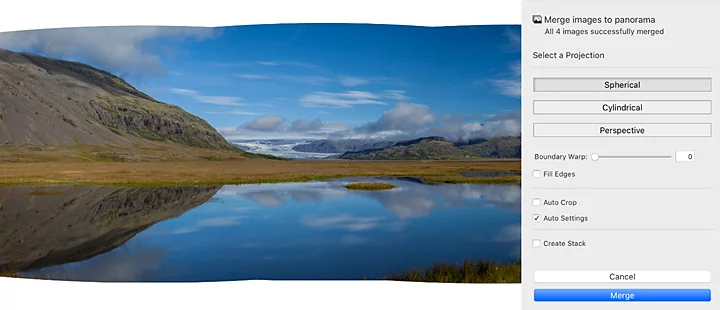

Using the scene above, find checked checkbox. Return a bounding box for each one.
[532,214,542,222]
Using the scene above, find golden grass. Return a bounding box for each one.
[385,259,521,283]
[0,160,520,186]
[0,143,267,163]
[344,182,396,191]
[424,175,521,184]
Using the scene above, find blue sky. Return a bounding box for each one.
[0,24,521,141]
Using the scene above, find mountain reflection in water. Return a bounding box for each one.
[0,178,520,282]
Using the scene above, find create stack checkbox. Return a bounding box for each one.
[532,239,541,248]
[533,170,541,178]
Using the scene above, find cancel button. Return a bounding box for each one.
[610,273,636,281]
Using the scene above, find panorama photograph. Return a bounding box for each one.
[0,24,521,282]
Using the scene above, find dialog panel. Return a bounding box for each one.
[522,0,718,309]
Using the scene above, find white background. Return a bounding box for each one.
[0,1,522,309]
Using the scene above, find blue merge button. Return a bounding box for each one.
[534,289,711,302]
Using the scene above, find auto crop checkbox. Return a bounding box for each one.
[533,170,541,178]
[533,214,541,222]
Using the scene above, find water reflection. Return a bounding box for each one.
[0,178,520,282]
[0,185,220,273]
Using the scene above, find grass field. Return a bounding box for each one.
[384,260,521,283]
[0,144,285,163]
[0,160,520,187]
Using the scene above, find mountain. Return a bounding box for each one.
[0,185,221,272]
[292,139,395,154]
[457,136,521,158]
[338,136,471,160]
[0,49,238,154]
[337,136,521,160]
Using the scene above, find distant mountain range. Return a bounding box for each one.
[293,136,521,160]
[292,139,396,154]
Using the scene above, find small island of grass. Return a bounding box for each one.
[344,182,396,191]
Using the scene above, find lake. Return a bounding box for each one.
[0,177,520,282]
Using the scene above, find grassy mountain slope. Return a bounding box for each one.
[0,49,236,152]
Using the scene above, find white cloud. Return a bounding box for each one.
[301,214,387,232]
[241,115,286,131]
[330,105,520,141]
[169,88,246,106]
[168,88,197,96]
[205,110,259,116]
[243,191,285,207]
[195,96,246,106]
[488,61,521,98]
[300,91,386,108]
[505,27,521,46]
[278,75,332,85]
[196,216,246,227]
[499,26,521,52]
[423,109,521,140]
[235,74,271,79]
[0,26,217,75]
[357,102,436,133]
[509,61,521,76]
[219,126,343,140]
[491,80,521,98]
[289,119,351,133]
[362,191,436,219]
[289,118,324,132]
[340,77,369,87]
[211,61,321,70]
[384,90,411,101]
[169,216,247,235]
[253,61,320,69]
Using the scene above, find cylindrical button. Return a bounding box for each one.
[533,100,712,115]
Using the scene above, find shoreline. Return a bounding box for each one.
[0,160,521,187]
[3,259,521,283]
